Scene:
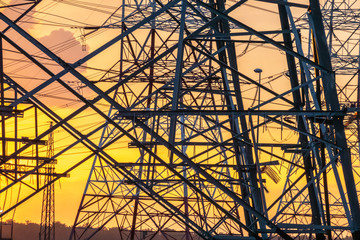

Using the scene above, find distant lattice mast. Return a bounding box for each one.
[39,122,55,240]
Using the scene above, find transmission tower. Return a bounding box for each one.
[324,1,360,238]
[275,1,360,238]
[68,0,360,239]
[39,122,55,240]
[0,0,359,239]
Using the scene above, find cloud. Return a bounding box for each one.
[0,1,91,107]
[38,28,88,66]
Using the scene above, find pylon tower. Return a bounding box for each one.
[39,122,55,240]
[0,0,358,239]
[71,1,251,239]
[273,1,360,239]
[70,0,360,239]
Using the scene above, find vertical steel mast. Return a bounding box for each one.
[39,122,55,240]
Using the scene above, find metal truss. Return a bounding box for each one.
[68,0,360,239]
[281,1,360,238]
[0,0,359,240]
[39,122,55,240]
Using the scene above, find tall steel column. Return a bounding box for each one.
[39,122,55,240]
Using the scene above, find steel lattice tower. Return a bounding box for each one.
[276,1,360,238]
[68,0,360,239]
[0,0,359,239]
[39,122,55,240]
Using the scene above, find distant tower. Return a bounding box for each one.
[39,122,55,240]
